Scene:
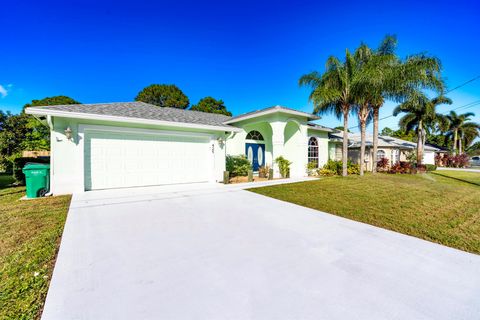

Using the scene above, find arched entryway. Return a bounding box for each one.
[245,130,266,171]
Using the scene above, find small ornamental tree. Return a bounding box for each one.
[191,97,232,116]
[135,84,189,109]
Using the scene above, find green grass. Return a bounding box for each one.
[0,186,71,319]
[250,171,480,254]
[431,170,480,186]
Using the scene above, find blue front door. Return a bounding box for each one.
[245,143,265,171]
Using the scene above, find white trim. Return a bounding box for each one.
[245,139,265,144]
[307,125,332,132]
[224,106,319,124]
[78,124,215,192]
[79,124,214,138]
[25,107,241,133]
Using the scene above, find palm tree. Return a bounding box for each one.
[393,92,452,165]
[351,44,374,176]
[445,111,480,154]
[365,35,444,173]
[299,50,363,176]
[460,125,480,152]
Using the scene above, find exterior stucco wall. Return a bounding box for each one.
[226,114,330,178]
[50,117,227,195]
[226,121,274,168]
[284,121,306,178]
[308,130,330,167]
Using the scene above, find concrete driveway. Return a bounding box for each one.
[42,181,480,320]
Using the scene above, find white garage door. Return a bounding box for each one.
[84,130,212,190]
[423,151,435,165]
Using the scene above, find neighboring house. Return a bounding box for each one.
[26,103,332,194]
[329,131,442,170]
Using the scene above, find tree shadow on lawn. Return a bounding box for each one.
[431,172,480,187]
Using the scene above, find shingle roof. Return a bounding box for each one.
[330,132,440,151]
[224,105,319,123]
[307,123,334,132]
[27,102,233,128]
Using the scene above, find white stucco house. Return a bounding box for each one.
[26,102,333,195]
[329,132,442,171]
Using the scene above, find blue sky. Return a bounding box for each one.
[1,0,479,132]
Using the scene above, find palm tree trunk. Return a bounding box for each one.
[417,122,424,165]
[342,108,349,177]
[372,106,379,174]
[459,132,463,154]
[358,103,369,176]
[360,120,366,176]
[453,129,458,155]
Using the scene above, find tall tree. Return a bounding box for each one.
[299,50,362,176]
[0,96,79,170]
[191,97,232,116]
[444,111,480,154]
[23,95,80,110]
[23,96,81,150]
[393,93,451,165]
[352,43,375,176]
[363,35,443,173]
[135,84,189,109]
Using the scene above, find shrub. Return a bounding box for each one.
[322,159,360,175]
[258,165,270,178]
[13,157,50,184]
[442,153,469,168]
[275,156,292,178]
[306,161,318,176]
[416,164,426,173]
[347,163,360,175]
[435,154,444,167]
[389,161,412,174]
[317,168,336,176]
[425,164,437,171]
[226,155,251,177]
[323,159,342,175]
[377,158,389,171]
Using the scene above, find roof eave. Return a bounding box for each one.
[25,107,241,133]
[224,107,319,124]
[308,126,333,132]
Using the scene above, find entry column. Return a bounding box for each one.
[271,121,286,178]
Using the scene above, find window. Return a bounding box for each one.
[391,149,400,164]
[246,130,264,141]
[308,137,319,167]
[376,150,386,161]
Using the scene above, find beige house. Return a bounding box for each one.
[329,132,443,171]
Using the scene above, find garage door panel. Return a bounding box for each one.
[84,130,212,190]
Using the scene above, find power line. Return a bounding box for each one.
[445,75,480,94]
[347,75,480,130]
[451,100,480,112]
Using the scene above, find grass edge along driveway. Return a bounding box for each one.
[249,171,480,255]
[0,180,71,320]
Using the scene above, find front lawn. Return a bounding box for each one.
[0,186,71,319]
[250,171,480,254]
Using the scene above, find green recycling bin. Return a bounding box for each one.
[23,163,50,198]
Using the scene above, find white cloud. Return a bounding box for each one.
[0,85,8,98]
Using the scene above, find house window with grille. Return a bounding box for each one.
[246,130,264,141]
[376,150,386,161]
[308,137,319,167]
[391,149,400,164]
